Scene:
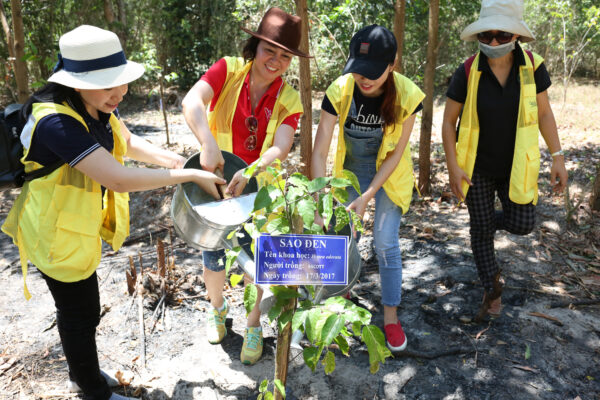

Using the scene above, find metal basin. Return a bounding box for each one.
[171,151,258,251]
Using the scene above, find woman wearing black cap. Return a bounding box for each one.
[441,0,567,322]
[311,25,424,352]
[182,7,311,365]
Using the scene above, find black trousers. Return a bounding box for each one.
[40,270,111,400]
[465,172,536,292]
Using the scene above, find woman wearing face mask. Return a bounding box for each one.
[312,25,424,351]
[182,7,311,365]
[442,0,567,322]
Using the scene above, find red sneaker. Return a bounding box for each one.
[384,322,407,351]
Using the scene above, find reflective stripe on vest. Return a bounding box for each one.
[327,72,425,214]
[456,49,544,205]
[1,103,129,298]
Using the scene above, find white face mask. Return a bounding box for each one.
[479,41,515,59]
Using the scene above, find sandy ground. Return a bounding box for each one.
[1,82,599,399]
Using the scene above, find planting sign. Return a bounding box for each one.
[255,233,348,285]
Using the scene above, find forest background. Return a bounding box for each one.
[2,0,599,201]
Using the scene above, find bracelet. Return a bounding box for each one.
[551,149,564,157]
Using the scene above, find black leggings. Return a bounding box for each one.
[40,270,111,400]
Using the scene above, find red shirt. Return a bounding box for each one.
[201,58,301,165]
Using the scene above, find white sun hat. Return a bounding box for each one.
[48,25,144,89]
[460,0,535,43]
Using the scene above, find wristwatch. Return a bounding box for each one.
[551,149,564,157]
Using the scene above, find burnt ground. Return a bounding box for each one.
[1,84,599,400]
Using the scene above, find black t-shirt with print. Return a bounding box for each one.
[321,84,423,132]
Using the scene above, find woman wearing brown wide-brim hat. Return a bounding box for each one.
[441,0,567,322]
[182,7,311,365]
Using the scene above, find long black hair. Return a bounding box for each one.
[20,82,87,124]
[242,36,261,62]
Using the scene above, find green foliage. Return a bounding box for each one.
[224,162,388,376]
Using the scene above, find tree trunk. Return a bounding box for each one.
[10,0,28,102]
[117,0,127,50]
[418,0,439,196]
[296,0,313,178]
[0,1,15,60]
[591,165,600,211]
[104,0,116,23]
[393,0,406,74]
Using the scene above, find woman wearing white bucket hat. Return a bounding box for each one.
[441,0,567,322]
[2,25,224,400]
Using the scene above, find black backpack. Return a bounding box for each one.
[1,103,63,189]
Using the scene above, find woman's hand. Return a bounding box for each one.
[347,195,369,220]
[199,142,225,173]
[170,155,186,169]
[550,156,567,193]
[191,169,227,200]
[225,169,249,197]
[448,163,472,201]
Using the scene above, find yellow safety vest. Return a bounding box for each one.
[1,103,130,298]
[326,72,425,214]
[207,57,303,152]
[456,48,544,204]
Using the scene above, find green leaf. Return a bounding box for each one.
[305,308,323,343]
[297,198,316,228]
[334,335,350,356]
[267,299,283,322]
[270,286,301,299]
[266,216,290,234]
[322,350,336,375]
[342,170,361,195]
[273,380,286,399]
[243,284,258,316]
[264,392,273,400]
[321,314,346,346]
[244,157,262,179]
[224,247,241,274]
[285,186,304,203]
[292,308,309,332]
[229,273,244,287]
[352,321,362,336]
[362,325,392,374]
[259,379,269,393]
[278,309,294,331]
[330,177,351,188]
[308,176,331,193]
[349,210,364,233]
[226,229,237,240]
[254,215,268,232]
[319,192,334,229]
[303,346,321,372]
[254,186,273,211]
[525,344,531,360]
[334,206,350,233]
[332,187,349,204]
[288,172,309,188]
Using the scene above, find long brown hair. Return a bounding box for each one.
[380,68,398,132]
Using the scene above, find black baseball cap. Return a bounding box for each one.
[343,25,397,80]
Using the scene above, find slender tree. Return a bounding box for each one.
[418,0,439,195]
[296,0,313,178]
[393,0,406,73]
[591,166,600,211]
[9,0,28,102]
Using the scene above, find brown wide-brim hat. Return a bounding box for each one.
[241,7,312,58]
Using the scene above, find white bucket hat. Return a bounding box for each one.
[48,25,144,89]
[460,0,535,43]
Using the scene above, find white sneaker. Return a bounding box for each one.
[67,369,120,392]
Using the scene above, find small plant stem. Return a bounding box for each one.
[274,289,297,400]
